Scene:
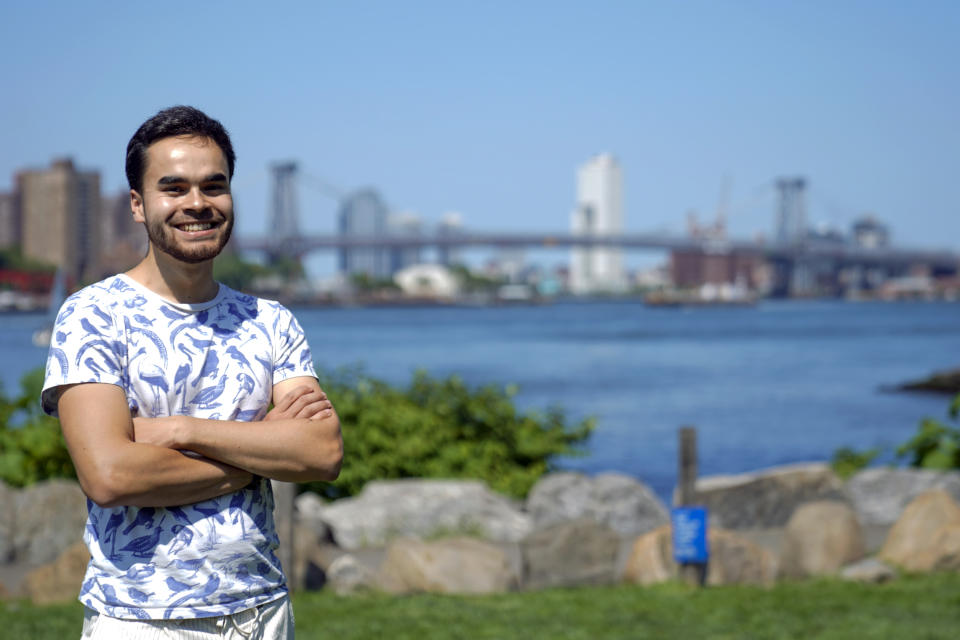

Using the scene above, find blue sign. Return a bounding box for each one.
[671,506,709,563]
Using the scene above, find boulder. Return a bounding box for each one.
[377,537,518,595]
[844,468,960,527]
[915,523,960,571]
[840,558,896,583]
[521,517,621,589]
[318,480,532,549]
[624,525,777,586]
[622,525,675,585]
[0,481,14,562]
[295,491,331,542]
[880,489,960,570]
[13,479,87,566]
[326,554,377,595]
[779,501,865,578]
[23,540,89,605]
[685,463,846,529]
[526,472,669,538]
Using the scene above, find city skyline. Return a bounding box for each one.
[1,2,958,274]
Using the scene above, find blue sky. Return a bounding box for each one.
[1,1,957,274]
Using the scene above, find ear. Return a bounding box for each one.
[130,189,145,223]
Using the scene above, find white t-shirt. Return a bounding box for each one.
[41,274,317,619]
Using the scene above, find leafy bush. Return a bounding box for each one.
[307,367,594,499]
[832,393,960,476]
[895,394,960,469]
[830,446,879,480]
[1,366,593,497]
[0,367,75,487]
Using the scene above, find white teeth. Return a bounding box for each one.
[180,223,213,232]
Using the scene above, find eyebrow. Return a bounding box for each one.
[156,173,229,186]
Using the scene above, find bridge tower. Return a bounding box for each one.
[268,161,302,263]
[775,177,807,245]
[772,176,814,297]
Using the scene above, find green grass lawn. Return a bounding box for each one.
[4,574,960,639]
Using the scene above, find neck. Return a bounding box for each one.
[126,246,219,304]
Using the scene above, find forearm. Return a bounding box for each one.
[80,441,252,508]
[145,414,343,482]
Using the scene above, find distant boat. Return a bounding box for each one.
[32,269,66,347]
[644,284,758,308]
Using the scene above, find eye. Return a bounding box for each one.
[163,185,186,194]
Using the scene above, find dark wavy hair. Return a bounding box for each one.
[125,105,236,193]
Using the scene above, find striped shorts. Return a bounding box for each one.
[80,596,294,639]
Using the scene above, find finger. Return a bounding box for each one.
[285,390,325,417]
[294,399,333,419]
[275,385,311,411]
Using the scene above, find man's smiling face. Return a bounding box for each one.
[132,135,234,264]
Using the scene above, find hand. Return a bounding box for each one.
[265,385,336,421]
[132,416,182,450]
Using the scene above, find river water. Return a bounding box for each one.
[2,299,958,501]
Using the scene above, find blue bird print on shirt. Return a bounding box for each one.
[128,325,168,367]
[122,508,157,535]
[232,372,255,403]
[80,317,103,338]
[191,502,226,525]
[133,313,155,327]
[88,303,114,329]
[127,587,154,604]
[75,339,118,367]
[159,305,186,325]
[101,510,126,557]
[173,363,191,396]
[48,348,68,377]
[165,576,196,593]
[168,506,192,525]
[138,364,170,415]
[190,375,227,410]
[167,524,194,555]
[186,333,217,351]
[118,525,165,559]
[163,573,221,618]
[191,350,220,388]
[83,357,107,382]
[165,557,204,577]
[124,564,156,582]
[124,293,148,309]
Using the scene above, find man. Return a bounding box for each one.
[41,105,343,638]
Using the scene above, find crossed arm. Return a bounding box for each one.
[57,377,343,509]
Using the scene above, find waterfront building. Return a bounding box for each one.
[852,215,889,249]
[387,211,423,274]
[98,190,148,274]
[436,211,464,267]
[0,191,18,249]
[17,158,101,282]
[338,188,391,279]
[569,153,626,294]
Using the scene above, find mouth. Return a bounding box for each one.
[174,221,220,233]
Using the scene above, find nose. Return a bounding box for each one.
[185,187,209,214]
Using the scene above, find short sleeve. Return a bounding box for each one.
[271,305,316,385]
[41,294,125,417]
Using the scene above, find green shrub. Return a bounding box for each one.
[830,446,879,479]
[1,366,593,497]
[895,393,960,469]
[307,367,594,499]
[0,367,75,487]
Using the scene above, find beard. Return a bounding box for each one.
[146,215,234,264]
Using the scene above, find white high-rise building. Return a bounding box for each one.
[569,153,626,294]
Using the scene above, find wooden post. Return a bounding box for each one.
[677,426,707,586]
[272,479,297,591]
